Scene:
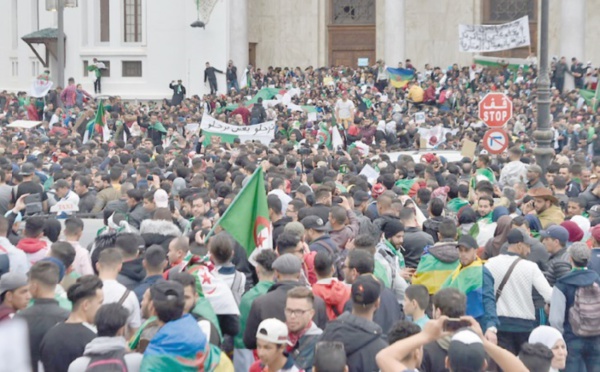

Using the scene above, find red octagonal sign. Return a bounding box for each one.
[478,92,513,128]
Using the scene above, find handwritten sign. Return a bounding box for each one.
[415,112,426,124]
[459,16,530,53]
[50,200,79,213]
[200,113,275,146]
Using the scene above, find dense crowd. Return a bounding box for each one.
[0,55,599,372]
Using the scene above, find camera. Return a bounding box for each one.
[298,147,311,155]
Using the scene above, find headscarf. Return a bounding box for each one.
[484,215,513,259]
[491,206,509,223]
[524,214,543,233]
[561,220,584,243]
[529,325,564,350]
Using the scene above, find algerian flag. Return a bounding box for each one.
[332,126,344,150]
[30,72,53,98]
[149,121,167,133]
[83,101,110,143]
[208,167,272,258]
[348,141,369,156]
[470,167,497,189]
[316,122,332,148]
[580,86,600,111]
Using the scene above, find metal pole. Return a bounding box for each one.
[57,0,65,88]
[534,0,553,178]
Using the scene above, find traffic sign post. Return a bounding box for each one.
[482,128,509,155]
[478,92,513,128]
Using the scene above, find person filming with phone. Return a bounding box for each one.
[10,163,48,215]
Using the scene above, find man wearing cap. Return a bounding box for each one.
[442,235,498,340]
[321,274,388,372]
[250,318,300,372]
[540,225,572,286]
[11,162,48,213]
[243,254,327,350]
[485,229,553,355]
[302,216,340,256]
[0,272,30,321]
[549,242,600,371]
[48,179,80,216]
[526,164,545,190]
[523,187,565,229]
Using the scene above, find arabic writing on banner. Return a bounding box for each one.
[459,16,530,53]
[200,113,275,145]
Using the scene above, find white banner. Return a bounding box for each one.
[30,74,53,98]
[201,113,275,145]
[459,16,530,53]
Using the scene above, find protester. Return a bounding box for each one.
[0,272,30,321]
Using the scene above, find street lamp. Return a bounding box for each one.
[46,0,78,89]
[534,0,553,177]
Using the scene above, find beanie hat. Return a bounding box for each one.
[382,220,405,240]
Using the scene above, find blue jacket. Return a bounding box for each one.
[549,269,600,341]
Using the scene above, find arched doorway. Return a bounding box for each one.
[328,0,376,67]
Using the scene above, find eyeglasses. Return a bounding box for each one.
[284,308,312,317]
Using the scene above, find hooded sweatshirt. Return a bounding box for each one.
[67,336,143,372]
[16,238,49,265]
[312,277,351,320]
[412,240,460,294]
[117,257,146,290]
[320,312,388,372]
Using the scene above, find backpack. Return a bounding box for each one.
[312,239,347,281]
[568,282,600,337]
[85,349,128,372]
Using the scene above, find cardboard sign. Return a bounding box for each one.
[461,139,477,160]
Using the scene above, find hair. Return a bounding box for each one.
[429,198,445,217]
[267,194,282,214]
[399,207,416,222]
[95,303,130,337]
[347,249,374,275]
[28,261,60,288]
[75,175,90,188]
[67,275,103,309]
[313,251,333,278]
[569,197,586,210]
[518,343,553,372]
[209,234,234,264]
[126,188,144,202]
[388,320,422,345]
[417,188,431,205]
[43,218,62,243]
[433,288,466,318]
[286,286,314,307]
[288,199,305,213]
[315,186,332,202]
[98,248,123,268]
[144,245,167,270]
[170,236,190,255]
[405,284,430,311]
[50,242,76,269]
[478,195,494,207]
[330,205,347,225]
[115,232,144,259]
[438,218,457,240]
[276,232,301,255]
[458,184,469,198]
[313,341,347,372]
[150,281,185,323]
[169,272,196,290]
[64,217,84,236]
[255,249,277,273]
[553,175,567,189]
[24,216,45,238]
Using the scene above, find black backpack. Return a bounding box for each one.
[85,349,128,372]
[312,239,347,281]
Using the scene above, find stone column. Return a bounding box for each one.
[384,0,404,66]
[560,0,585,91]
[229,0,248,83]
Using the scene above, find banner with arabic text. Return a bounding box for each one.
[459,16,530,53]
[200,113,275,146]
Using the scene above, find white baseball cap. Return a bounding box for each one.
[154,189,169,209]
[256,318,292,345]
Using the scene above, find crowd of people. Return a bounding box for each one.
[0,55,599,372]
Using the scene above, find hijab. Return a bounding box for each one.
[529,326,564,372]
[484,215,513,259]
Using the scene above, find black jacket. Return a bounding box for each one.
[272,216,293,248]
[403,227,435,268]
[16,299,70,372]
[423,216,445,243]
[117,257,146,290]
[320,312,388,372]
[544,247,572,286]
[204,67,223,82]
[343,286,403,337]
[243,281,328,349]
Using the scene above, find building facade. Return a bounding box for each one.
[0,0,597,98]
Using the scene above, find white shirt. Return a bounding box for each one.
[0,237,29,275]
[102,279,142,329]
[335,99,355,119]
[268,189,292,214]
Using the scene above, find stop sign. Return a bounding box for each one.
[478,93,513,127]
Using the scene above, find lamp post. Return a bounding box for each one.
[46,0,78,88]
[533,0,553,177]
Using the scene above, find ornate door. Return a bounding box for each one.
[328,0,376,67]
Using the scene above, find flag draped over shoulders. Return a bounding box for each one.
[442,259,485,318]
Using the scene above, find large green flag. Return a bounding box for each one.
[209,167,272,257]
[580,86,600,111]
